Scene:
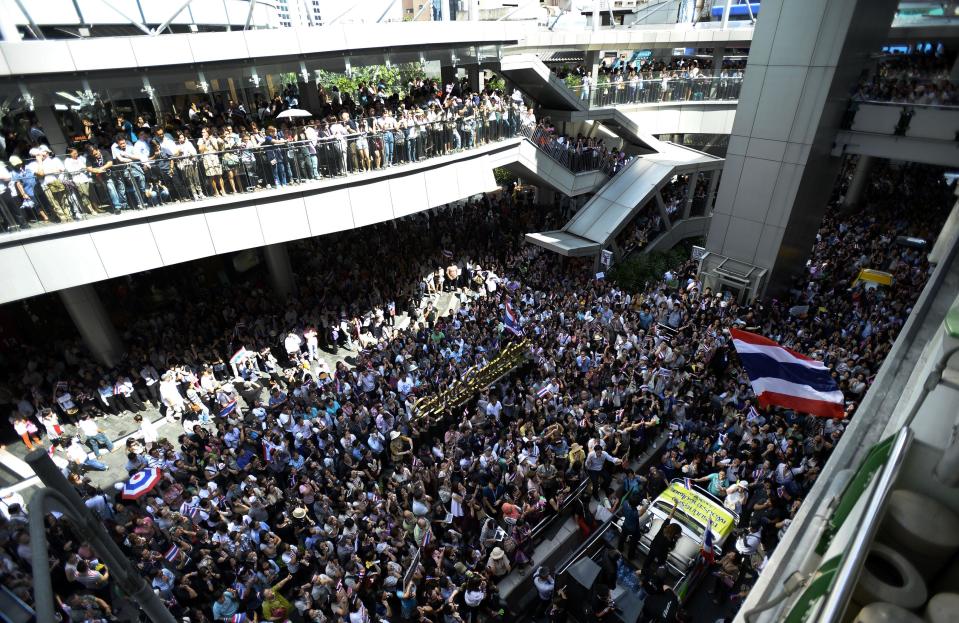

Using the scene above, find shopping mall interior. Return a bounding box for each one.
[0,1,957,622]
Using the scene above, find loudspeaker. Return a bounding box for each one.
[563,557,601,620]
[614,590,645,623]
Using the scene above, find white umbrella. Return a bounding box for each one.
[276,108,312,119]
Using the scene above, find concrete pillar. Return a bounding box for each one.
[682,173,697,219]
[441,65,457,89]
[586,50,601,95]
[468,0,478,21]
[440,0,449,21]
[263,243,295,299]
[468,66,485,93]
[705,169,720,213]
[60,285,124,367]
[712,46,726,75]
[703,0,898,295]
[655,191,672,229]
[720,0,732,28]
[298,80,321,115]
[843,155,872,208]
[951,54,959,82]
[592,0,600,31]
[34,107,68,154]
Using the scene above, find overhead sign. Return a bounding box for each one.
[691,245,706,261]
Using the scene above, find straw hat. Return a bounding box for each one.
[490,547,505,560]
[292,507,307,519]
[390,431,401,440]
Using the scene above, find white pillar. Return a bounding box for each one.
[655,192,672,229]
[704,0,898,294]
[440,0,449,21]
[712,46,725,75]
[59,285,124,367]
[843,155,872,208]
[34,107,68,155]
[682,173,697,219]
[263,243,295,299]
[720,0,732,29]
[705,169,720,213]
[593,0,600,30]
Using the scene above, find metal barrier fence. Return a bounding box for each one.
[518,124,624,176]
[569,75,744,108]
[1,113,527,232]
[1,111,632,234]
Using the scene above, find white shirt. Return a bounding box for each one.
[64,156,91,184]
[285,334,302,354]
[78,419,99,437]
[66,442,90,464]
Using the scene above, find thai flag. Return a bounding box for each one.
[683,478,693,490]
[164,544,179,562]
[179,502,199,519]
[231,614,248,623]
[442,249,454,259]
[504,300,523,336]
[536,384,552,399]
[701,518,715,564]
[220,398,237,417]
[730,328,845,419]
[421,528,432,547]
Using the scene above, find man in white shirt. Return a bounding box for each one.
[584,446,622,490]
[111,135,148,208]
[285,331,303,362]
[27,146,71,221]
[63,147,100,215]
[78,413,114,455]
[65,437,108,471]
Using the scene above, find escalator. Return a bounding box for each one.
[526,142,722,257]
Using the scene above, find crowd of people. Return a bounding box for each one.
[554,56,748,106]
[0,75,625,233]
[853,50,957,105]
[0,156,951,621]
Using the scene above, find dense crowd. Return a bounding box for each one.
[0,76,624,233]
[0,158,950,622]
[554,56,748,105]
[853,51,958,105]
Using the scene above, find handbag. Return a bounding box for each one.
[393,130,405,145]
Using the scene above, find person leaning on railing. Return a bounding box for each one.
[63,146,103,217]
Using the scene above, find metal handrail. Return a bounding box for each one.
[3,113,522,231]
[528,476,591,542]
[570,75,744,108]
[851,98,959,111]
[817,427,913,623]
[557,501,624,575]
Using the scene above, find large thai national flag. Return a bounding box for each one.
[730,328,845,419]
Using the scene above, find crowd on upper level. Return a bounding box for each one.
[0,159,951,622]
[0,76,629,234]
[853,51,958,106]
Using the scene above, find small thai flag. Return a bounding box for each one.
[231,581,246,600]
[164,544,179,562]
[614,409,625,422]
[701,517,715,564]
[442,249,454,259]
[220,399,237,417]
[231,614,248,623]
[421,529,432,547]
[536,384,552,399]
[683,478,693,490]
[179,502,199,519]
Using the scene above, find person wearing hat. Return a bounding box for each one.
[485,546,511,579]
[0,488,26,520]
[27,145,71,222]
[8,154,46,223]
[533,565,555,613]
